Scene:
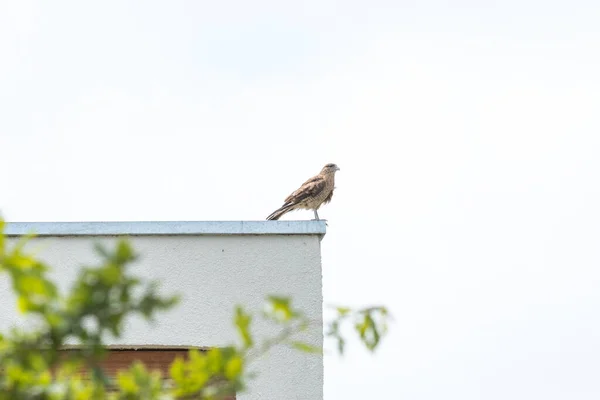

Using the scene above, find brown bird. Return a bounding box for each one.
[267,163,340,221]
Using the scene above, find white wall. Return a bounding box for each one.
[1,221,325,400]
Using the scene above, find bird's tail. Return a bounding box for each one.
[266,204,294,220]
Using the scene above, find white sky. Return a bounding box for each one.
[2,0,600,398]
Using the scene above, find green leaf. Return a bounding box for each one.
[224,355,243,380]
[117,372,138,393]
[7,253,37,270]
[115,240,135,263]
[99,263,121,285]
[169,356,185,383]
[234,306,253,348]
[356,313,380,352]
[290,341,322,354]
[17,296,32,313]
[16,275,47,296]
[336,307,351,316]
[181,349,210,393]
[266,295,296,322]
[337,337,346,355]
[206,348,223,373]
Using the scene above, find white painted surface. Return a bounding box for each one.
[0,222,324,400]
[5,220,327,236]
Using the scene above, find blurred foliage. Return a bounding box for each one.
[0,219,390,399]
[326,306,389,355]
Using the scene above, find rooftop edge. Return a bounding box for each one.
[5,221,327,236]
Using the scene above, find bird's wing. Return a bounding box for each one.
[322,187,334,205]
[283,175,326,205]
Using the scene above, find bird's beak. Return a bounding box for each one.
[336,166,341,171]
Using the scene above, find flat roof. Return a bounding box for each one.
[4,221,327,236]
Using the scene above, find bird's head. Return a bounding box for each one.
[321,163,340,174]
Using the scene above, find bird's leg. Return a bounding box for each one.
[313,210,320,220]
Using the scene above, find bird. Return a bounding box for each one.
[267,163,340,221]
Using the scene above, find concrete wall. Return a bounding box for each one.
[1,221,326,400]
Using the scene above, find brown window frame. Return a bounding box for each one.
[60,346,236,399]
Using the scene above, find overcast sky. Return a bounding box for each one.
[2,0,600,398]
